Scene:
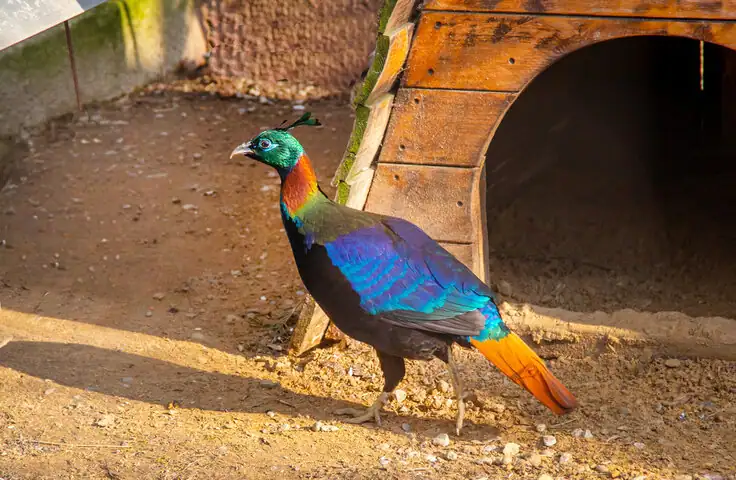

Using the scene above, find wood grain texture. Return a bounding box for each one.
[379,88,514,167]
[384,0,420,35]
[367,24,414,105]
[440,242,475,270]
[406,12,736,91]
[364,163,478,243]
[424,0,736,20]
[289,296,331,356]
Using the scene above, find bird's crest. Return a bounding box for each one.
[276,112,321,131]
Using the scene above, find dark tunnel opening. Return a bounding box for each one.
[484,36,736,319]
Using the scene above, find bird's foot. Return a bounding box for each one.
[455,392,469,436]
[338,392,389,426]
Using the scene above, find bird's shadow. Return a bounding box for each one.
[0,341,500,440]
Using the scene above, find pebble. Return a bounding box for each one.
[583,429,594,439]
[481,445,497,454]
[378,456,390,467]
[311,421,339,432]
[191,332,205,341]
[536,423,547,432]
[401,423,411,432]
[424,453,438,463]
[432,433,451,447]
[542,435,557,447]
[529,452,542,467]
[503,442,520,456]
[225,314,239,323]
[489,403,506,414]
[94,414,116,428]
[260,380,279,389]
[152,292,165,301]
[438,380,450,393]
[558,452,572,464]
[445,451,458,461]
[145,310,153,318]
[633,442,645,449]
[665,358,682,368]
[498,280,513,297]
[673,476,693,480]
[121,377,134,384]
[538,475,554,480]
[595,464,610,474]
[393,389,407,404]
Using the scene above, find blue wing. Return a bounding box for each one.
[323,216,507,340]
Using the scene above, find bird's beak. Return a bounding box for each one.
[230,143,255,159]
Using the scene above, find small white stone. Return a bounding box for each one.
[538,475,554,480]
[424,453,438,463]
[432,433,451,447]
[583,429,594,439]
[542,435,557,447]
[394,389,407,404]
[536,423,547,433]
[445,451,458,461]
[378,456,390,467]
[558,452,573,464]
[503,442,520,456]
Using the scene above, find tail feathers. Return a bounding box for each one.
[470,333,578,414]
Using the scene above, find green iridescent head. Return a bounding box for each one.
[230,112,321,172]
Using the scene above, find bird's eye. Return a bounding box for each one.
[259,139,272,150]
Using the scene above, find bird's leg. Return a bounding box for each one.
[342,392,389,425]
[447,345,466,436]
[341,351,405,426]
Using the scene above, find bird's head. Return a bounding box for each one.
[230,112,320,173]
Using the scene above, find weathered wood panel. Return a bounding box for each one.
[367,24,414,105]
[383,0,420,35]
[380,88,514,167]
[406,12,736,91]
[289,295,331,356]
[344,94,394,209]
[424,0,736,20]
[364,163,477,243]
[440,242,475,270]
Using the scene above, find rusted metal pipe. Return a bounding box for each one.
[64,20,83,112]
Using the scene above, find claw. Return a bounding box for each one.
[339,392,388,426]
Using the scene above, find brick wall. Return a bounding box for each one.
[202,0,383,97]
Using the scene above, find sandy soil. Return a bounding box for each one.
[0,90,734,480]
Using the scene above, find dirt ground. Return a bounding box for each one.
[0,90,735,480]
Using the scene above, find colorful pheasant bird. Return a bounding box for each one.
[231,113,578,434]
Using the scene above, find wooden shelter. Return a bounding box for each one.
[290,0,736,356]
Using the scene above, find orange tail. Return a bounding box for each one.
[471,333,578,414]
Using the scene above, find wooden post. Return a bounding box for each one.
[288,0,419,356]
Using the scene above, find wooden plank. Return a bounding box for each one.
[364,163,478,243]
[406,12,736,91]
[379,88,514,167]
[289,295,331,356]
[440,242,474,269]
[366,24,414,105]
[383,0,420,35]
[424,0,736,20]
